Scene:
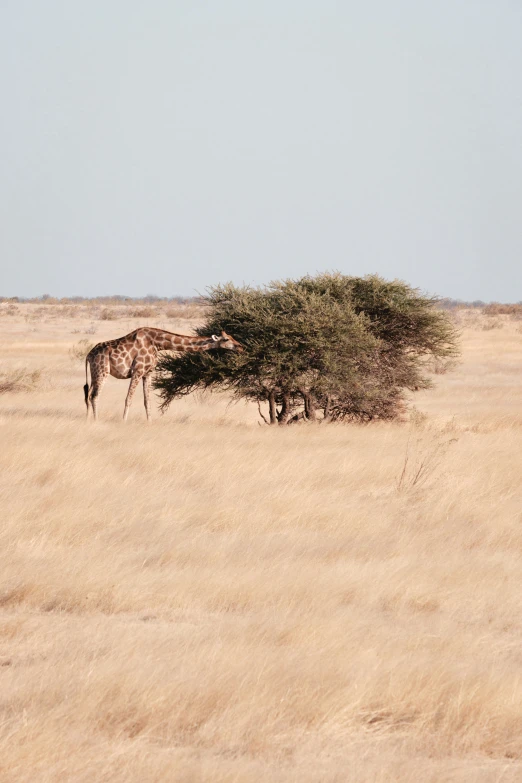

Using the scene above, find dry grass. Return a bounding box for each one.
[0,367,45,393]
[1,306,522,781]
[69,339,95,363]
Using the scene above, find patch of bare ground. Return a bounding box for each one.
[0,307,522,781]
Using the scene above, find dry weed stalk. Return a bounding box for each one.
[396,433,456,492]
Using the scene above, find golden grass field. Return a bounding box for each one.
[1,303,522,782]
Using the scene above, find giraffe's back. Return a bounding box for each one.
[87,330,152,380]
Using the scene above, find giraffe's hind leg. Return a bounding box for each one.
[142,373,153,422]
[89,372,108,421]
[88,354,110,421]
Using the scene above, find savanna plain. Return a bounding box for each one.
[1,302,522,782]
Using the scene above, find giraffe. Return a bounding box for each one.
[84,327,243,421]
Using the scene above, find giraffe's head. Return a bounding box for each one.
[211,331,244,352]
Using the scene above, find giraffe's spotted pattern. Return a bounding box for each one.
[84,327,243,421]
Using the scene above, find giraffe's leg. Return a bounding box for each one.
[123,372,143,422]
[89,373,108,422]
[142,373,153,422]
[84,359,90,420]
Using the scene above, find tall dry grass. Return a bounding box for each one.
[0,306,522,781]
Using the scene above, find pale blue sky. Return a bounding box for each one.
[1,1,521,300]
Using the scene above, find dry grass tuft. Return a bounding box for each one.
[0,367,45,394]
[424,355,460,375]
[69,339,95,363]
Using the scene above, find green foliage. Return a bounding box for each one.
[154,274,459,424]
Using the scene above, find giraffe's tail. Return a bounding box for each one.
[84,356,90,412]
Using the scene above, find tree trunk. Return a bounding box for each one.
[277,393,292,425]
[303,392,317,421]
[268,391,277,425]
[323,394,332,422]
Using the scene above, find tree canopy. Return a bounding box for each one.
[154,274,459,424]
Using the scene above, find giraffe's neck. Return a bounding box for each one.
[148,330,216,353]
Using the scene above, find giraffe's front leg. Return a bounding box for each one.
[123,372,143,422]
[142,373,153,422]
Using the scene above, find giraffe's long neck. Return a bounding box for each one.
[150,330,216,353]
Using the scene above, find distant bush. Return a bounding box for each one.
[128,307,158,319]
[0,304,19,317]
[482,319,504,331]
[483,303,522,319]
[99,309,120,321]
[155,273,459,425]
[55,305,80,319]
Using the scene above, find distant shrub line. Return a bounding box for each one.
[438,299,522,311]
[0,300,207,322]
[0,294,204,305]
[2,296,522,311]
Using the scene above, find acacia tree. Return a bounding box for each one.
[154,274,459,424]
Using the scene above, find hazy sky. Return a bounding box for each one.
[1,1,521,300]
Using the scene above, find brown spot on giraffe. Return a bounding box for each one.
[84,327,243,422]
